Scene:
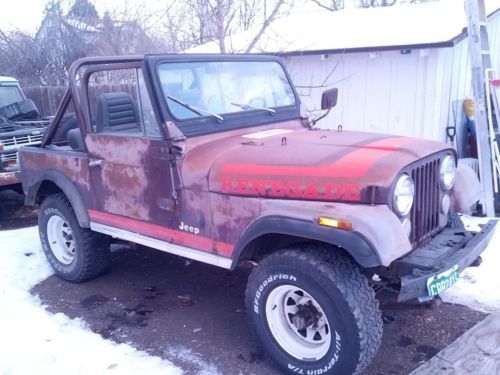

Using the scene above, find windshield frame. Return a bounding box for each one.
[147,55,300,138]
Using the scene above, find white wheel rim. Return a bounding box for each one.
[47,215,76,265]
[265,284,331,361]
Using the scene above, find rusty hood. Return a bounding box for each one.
[183,127,451,203]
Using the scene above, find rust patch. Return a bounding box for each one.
[85,134,153,221]
[209,193,261,246]
[86,134,148,166]
[101,164,150,221]
[0,171,21,186]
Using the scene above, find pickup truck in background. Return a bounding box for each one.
[0,76,53,191]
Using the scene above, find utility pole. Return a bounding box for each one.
[464,0,495,216]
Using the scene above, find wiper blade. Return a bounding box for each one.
[167,95,223,122]
[231,102,276,114]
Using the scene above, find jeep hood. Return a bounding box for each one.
[182,127,451,203]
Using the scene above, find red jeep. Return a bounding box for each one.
[20,55,496,375]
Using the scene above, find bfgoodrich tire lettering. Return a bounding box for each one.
[39,193,110,282]
[245,247,382,375]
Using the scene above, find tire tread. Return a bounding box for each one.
[40,193,110,282]
[246,246,382,374]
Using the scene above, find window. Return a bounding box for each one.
[87,68,160,138]
[0,85,24,108]
[157,61,296,121]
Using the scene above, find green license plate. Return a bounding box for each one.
[426,264,460,297]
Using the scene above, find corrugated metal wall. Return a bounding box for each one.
[284,11,500,147]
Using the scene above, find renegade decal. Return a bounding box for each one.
[221,176,361,201]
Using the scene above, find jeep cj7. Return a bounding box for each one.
[19,55,496,375]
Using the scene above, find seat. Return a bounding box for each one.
[96,92,141,133]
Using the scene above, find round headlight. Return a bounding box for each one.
[440,155,456,190]
[393,174,415,216]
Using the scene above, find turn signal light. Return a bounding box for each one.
[318,216,353,231]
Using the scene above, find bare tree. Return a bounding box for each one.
[311,0,436,12]
[0,31,46,85]
[97,2,163,56]
[309,0,344,12]
[0,0,163,85]
[356,0,397,7]
[164,0,293,53]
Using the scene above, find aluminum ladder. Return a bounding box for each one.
[464,0,497,216]
[488,79,500,192]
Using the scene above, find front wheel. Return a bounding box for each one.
[245,248,382,375]
[39,193,110,282]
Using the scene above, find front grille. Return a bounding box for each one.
[0,133,43,170]
[1,133,43,148]
[1,151,17,162]
[410,158,441,245]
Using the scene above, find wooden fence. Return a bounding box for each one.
[23,86,67,117]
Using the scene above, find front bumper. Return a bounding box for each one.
[0,170,21,187]
[397,220,496,301]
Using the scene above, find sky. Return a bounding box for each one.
[0,0,168,34]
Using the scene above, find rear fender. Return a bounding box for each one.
[25,169,90,227]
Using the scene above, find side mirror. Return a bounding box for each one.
[321,88,338,110]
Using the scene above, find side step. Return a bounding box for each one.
[90,222,233,269]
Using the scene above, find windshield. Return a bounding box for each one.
[0,85,23,108]
[158,61,296,120]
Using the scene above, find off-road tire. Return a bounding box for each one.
[448,213,465,230]
[245,247,382,375]
[39,193,110,282]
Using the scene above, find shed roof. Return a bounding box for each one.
[186,0,500,55]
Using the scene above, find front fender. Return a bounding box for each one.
[232,215,382,268]
[232,200,412,269]
[451,163,482,215]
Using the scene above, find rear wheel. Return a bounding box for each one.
[245,247,382,375]
[39,193,110,282]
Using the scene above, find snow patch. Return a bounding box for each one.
[165,346,220,375]
[0,226,182,375]
[441,216,500,313]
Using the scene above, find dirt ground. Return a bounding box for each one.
[0,189,37,230]
[3,194,488,374]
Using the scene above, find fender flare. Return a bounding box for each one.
[231,216,382,269]
[25,169,90,228]
[451,163,482,215]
